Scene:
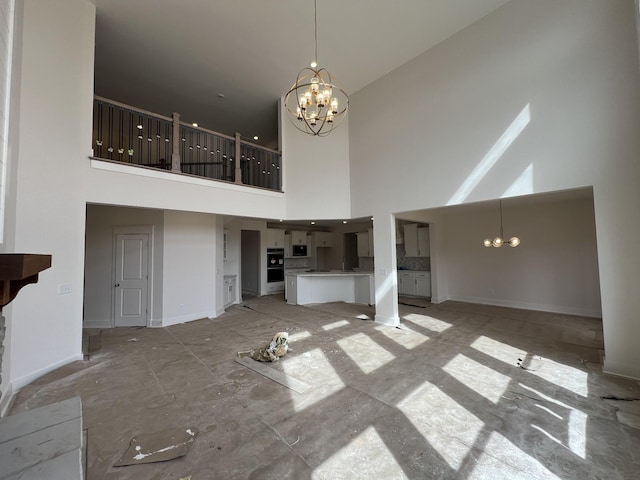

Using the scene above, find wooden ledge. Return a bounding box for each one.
[0,254,52,308]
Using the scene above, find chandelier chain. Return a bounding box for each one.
[314,0,318,65]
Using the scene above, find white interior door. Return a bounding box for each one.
[114,234,149,327]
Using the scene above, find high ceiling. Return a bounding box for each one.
[91,0,511,148]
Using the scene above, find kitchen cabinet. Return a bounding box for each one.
[356,228,374,257]
[290,230,308,246]
[313,231,334,248]
[397,270,431,297]
[404,224,430,257]
[266,228,285,248]
[284,234,292,258]
[223,275,237,307]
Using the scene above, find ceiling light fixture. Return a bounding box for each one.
[483,200,520,248]
[284,0,348,136]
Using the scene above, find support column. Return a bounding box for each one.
[373,212,400,326]
[171,112,181,172]
[234,132,242,184]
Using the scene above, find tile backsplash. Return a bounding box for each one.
[397,244,430,271]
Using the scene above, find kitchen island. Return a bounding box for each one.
[285,271,374,306]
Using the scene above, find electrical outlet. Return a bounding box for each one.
[59,283,72,294]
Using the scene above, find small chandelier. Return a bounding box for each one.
[484,200,521,248]
[284,0,348,136]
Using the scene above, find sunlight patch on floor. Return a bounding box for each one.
[520,383,587,458]
[397,380,484,470]
[442,354,511,404]
[477,431,562,479]
[376,324,429,349]
[402,313,452,333]
[282,347,344,411]
[314,427,408,479]
[471,335,526,365]
[287,330,312,342]
[337,333,396,374]
[323,320,351,330]
[568,409,587,459]
[528,357,588,397]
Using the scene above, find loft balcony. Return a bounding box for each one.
[91,96,282,192]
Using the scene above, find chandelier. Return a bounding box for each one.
[483,200,521,248]
[284,0,348,136]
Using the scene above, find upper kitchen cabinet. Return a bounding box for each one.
[290,230,308,246]
[313,231,334,248]
[356,228,374,257]
[404,224,430,257]
[267,228,286,248]
[284,234,292,258]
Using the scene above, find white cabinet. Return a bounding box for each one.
[397,270,431,297]
[266,228,285,248]
[290,230,308,246]
[223,275,237,307]
[415,271,431,297]
[356,228,374,257]
[397,271,415,296]
[417,227,430,257]
[284,234,292,258]
[404,224,430,257]
[313,231,333,248]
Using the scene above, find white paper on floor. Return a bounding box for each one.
[114,427,198,466]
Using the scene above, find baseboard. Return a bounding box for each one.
[83,320,112,329]
[446,295,602,318]
[602,359,640,381]
[10,353,85,395]
[160,310,217,327]
[0,383,15,417]
[374,314,400,326]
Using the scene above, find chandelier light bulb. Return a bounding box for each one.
[483,200,520,248]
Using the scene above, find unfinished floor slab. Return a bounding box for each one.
[7,297,640,479]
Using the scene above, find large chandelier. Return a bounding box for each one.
[484,200,521,248]
[284,0,348,136]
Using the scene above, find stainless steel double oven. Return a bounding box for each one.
[266,248,285,283]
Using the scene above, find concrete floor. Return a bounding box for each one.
[10,296,640,479]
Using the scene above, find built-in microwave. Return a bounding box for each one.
[292,244,307,257]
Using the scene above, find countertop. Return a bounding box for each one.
[286,271,374,277]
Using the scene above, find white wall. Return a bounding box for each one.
[414,194,601,317]
[3,0,95,399]
[162,210,218,326]
[281,97,351,220]
[84,205,165,328]
[349,0,640,378]
[85,161,287,220]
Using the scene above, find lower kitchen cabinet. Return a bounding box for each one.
[224,275,237,307]
[397,270,431,297]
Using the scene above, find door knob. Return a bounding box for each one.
[115,283,120,287]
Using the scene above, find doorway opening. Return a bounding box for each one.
[241,230,260,296]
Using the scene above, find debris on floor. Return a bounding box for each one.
[237,331,289,362]
[517,355,542,371]
[113,427,198,466]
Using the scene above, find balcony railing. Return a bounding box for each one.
[91,96,282,191]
